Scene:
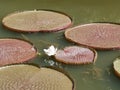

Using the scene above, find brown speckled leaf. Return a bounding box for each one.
[2,10,72,32]
[0,64,74,90]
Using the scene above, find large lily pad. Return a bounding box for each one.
[65,23,120,50]
[2,10,72,32]
[0,64,74,90]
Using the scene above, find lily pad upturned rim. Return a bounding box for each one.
[0,64,75,90]
[55,45,97,65]
[2,9,73,33]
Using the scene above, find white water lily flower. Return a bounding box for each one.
[43,45,57,56]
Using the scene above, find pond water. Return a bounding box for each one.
[0,0,120,90]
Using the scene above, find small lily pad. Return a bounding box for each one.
[113,57,120,77]
[55,46,97,64]
[0,64,74,90]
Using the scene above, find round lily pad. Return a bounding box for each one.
[55,46,97,64]
[2,10,72,32]
[0,64,74,90]
[0,39,37,66]
[113,57,120,78]
[65,23,120,50]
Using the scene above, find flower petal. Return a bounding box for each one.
[43,45,58,56]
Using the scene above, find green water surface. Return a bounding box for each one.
[0,0,120,90]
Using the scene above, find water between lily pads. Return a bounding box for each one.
[0,27,120,90]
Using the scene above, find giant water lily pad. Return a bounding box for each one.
[65,23,120,50]
[0,39,37,66]
[2,10,72,32]
[0,64,74,90]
